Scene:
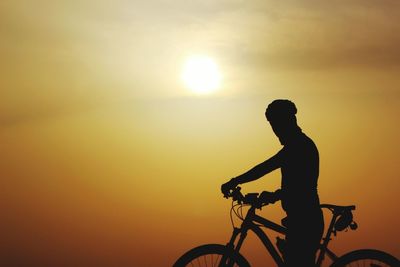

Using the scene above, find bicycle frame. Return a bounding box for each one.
[223,205,286,267]
[223,204,341,267]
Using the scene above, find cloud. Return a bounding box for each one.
[1,0,399,127]
[216,1,400,70]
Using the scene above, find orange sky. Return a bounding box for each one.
[1,1,399,266]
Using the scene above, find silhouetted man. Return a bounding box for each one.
[221,99,324,267]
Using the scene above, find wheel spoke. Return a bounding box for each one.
[185,253,239,267]
[214,254,220,267]
[174,244,251,267]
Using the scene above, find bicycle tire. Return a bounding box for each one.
[173,244,250,267]
[330,249,400,267]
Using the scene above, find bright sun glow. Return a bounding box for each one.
[182,55,221,94]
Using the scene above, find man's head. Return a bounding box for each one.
[265,99,299,145]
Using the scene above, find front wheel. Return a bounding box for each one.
[173,244,250,267]
[331,249,400,267]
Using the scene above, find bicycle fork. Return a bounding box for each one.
[219,224,249,267]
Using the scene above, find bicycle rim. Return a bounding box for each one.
[173,244,250,267]
[331,249,400,267]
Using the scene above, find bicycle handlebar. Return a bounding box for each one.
[225,187,357,214]
[223,187,274,208]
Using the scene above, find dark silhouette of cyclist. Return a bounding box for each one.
[221,99,324,267]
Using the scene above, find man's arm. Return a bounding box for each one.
[221,149,284,196]
[233,150,283,185]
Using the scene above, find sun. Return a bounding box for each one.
[181,55,221,95]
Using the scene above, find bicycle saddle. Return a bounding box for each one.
[320,204,356,215]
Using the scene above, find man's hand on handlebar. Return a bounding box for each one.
[221,178,238,198]
[259,190,281,204]
[221,179,281,208]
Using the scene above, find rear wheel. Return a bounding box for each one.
[331,249,400,267]
[173,244,250,267]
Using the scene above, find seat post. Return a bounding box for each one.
[316,212,339,265]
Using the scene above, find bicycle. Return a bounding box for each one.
[173,187,399,267]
